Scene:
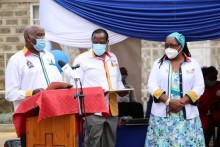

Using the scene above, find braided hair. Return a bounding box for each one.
[183,42,191,57]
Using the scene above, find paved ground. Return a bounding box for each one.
[0,132,18,146]
[0,132,215,147]
[0,124,216,147]
[0,124,19,146]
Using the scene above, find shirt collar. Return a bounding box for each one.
[23,46,45,57]
[23,46,31,57]
[91,49,112,58]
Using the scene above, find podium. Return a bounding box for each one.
[26,115,79,147]
[13,87,109,147]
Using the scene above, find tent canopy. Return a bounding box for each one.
[54,0,220,42]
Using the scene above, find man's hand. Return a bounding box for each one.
[32,88,44,95]
[104,90,109,96]
[117,90,129,97]
[103,89,129,97]
[103,89,110,96]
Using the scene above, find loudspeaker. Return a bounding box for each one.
[4,139,21,147]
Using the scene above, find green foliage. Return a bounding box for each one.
[0,112,13,124]
[0,98,14,113]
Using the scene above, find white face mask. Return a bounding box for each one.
[165,47,180,59]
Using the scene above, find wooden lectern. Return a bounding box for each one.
[26,115,79,147]
[13,87,108,147]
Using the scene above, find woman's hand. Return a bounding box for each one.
[168,99,184,113]
[179,95,190,105]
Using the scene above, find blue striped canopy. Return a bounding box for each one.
[54,0,220,42]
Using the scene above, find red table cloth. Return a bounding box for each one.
[13,87,109,137]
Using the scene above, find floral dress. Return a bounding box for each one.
[145,72,205,147]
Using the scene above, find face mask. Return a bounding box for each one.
[29,36,46,52]
[92,44,107,56]
[121,75,127,81]
[165,47,180,59]
[206,80,216,87]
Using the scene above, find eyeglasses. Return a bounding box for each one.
[164,44,181,49]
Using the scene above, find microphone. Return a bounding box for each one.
[58,60,84,117]
[58,60,80,80]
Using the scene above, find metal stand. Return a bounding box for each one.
[74,79,84,117]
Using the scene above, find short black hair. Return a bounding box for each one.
[202,66,218,78]
[120,67,128,75]
[91,29,109,41]
[207,66,218,74]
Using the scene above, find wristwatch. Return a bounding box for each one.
[165,98,170,106]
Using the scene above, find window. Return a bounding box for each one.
[30,3,40,25]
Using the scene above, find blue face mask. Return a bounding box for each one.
[121,75,127,81]
[92,44,107,56]
[30,36,46,52]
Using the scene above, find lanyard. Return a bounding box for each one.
[39,57,50,86]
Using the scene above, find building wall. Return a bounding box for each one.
[111,38,142,102]
[210,39,220,67]
[0,1,39,112]
[0,1,34,90]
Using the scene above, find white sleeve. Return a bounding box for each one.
[116,65,125,89]
[70,56,85,86]
[5,57,26,102]
[191,60,205,98]
[147,59,161,95]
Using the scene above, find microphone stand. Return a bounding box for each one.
[74,78,87,139]
[74,78,84,118]
[71,67,86,137]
